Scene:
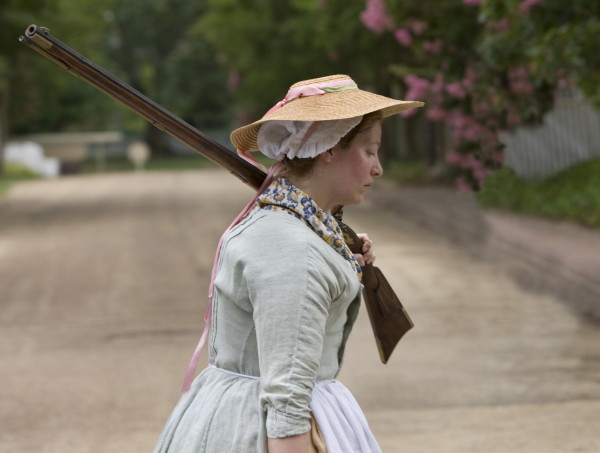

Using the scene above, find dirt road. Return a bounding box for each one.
[1,170,598,452]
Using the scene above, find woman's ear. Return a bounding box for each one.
[319,148,335,164]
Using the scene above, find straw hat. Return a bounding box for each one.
[230,74,424,152]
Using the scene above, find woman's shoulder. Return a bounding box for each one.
[224,208,360,292]
[228,209,332,256]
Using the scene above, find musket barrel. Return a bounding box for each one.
[21,24,267,190]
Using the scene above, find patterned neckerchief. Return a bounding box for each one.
[256,176,362,280]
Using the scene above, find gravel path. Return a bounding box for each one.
[1,170,598,452]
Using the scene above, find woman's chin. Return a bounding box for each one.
[345,194,365,206]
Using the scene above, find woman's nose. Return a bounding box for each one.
[372,158,383,177]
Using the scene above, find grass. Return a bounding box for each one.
[384,160,431,185]
[476,159,600,228]
[0,180,10,197]
[0,163,40,198]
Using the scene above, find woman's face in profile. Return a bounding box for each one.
[327,121,383,207]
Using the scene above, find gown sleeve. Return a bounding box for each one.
[243,229,344,438]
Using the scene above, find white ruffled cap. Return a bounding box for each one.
[257,116,363,161]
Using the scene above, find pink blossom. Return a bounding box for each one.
[506,107,522,128]
[447,111,482,144]
[461,67,476,88]
[463,154,483,169]
[360,0,393,34]
[426,106,447,121]
[492,151,505,164]
[473,101,491,118]
[452,128,465,142]
[447,110,469,129]
[519,0,543,14]
[422,39,442,54]
[446,82,467,99]
[508,66,533,94]
[328,51,339,62]
[557,74,571,89]
[227,70,241,91]
[404,74,430,100]
[408,20,427,35]
[431,72,445,94]
[462,124,481,141]
[510,79,533,94]
[394,28,412,47]
[446,151,462,165]
[455,177,472,192]
[473,167,489,184]
[462,0,481,6]
[452,127,479,144]
[492,18,510,32]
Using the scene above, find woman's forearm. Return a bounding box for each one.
[268,432,310,453]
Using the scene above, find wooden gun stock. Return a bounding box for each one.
[20,24,413,362]
[335,213,413,363]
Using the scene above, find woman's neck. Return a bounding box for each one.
[285,174,335,212]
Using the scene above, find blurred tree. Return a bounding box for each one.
[106,0,232,155]
[360,0,600,190]
[479,0,600,105]
[0,0,52,174]
[197,0,401,130]
[8,0,116,136]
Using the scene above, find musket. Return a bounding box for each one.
[19,24,413,363]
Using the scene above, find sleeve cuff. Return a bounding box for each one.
[266,407,311,439]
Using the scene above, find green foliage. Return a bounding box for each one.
[3,161,39,178]
[0,162,40,197]
[6,0,117,134]
[107,0,232,130]
[5,0,600,188]
[197,0,401,121]
[10,60,117,134]
[6,0,232,142]
[0,180,9,197]
[0,0,52,60]
[376,0,600,190]
[478,0,600,105]
[476,160,600,227]
[385,160,430,185]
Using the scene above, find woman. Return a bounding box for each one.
[154,74,423,452]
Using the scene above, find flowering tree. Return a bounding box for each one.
[197,0,401,127]
[361,0,600,190]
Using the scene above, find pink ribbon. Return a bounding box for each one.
[263,77,357,117]
[237,149,268,171]
[235,77,357,159]
[181,161,285,393]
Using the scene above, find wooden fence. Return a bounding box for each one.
[500,86,600,179]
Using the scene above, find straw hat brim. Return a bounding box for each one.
[230,88,424,152]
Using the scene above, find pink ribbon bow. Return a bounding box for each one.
[264,77,357,117]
